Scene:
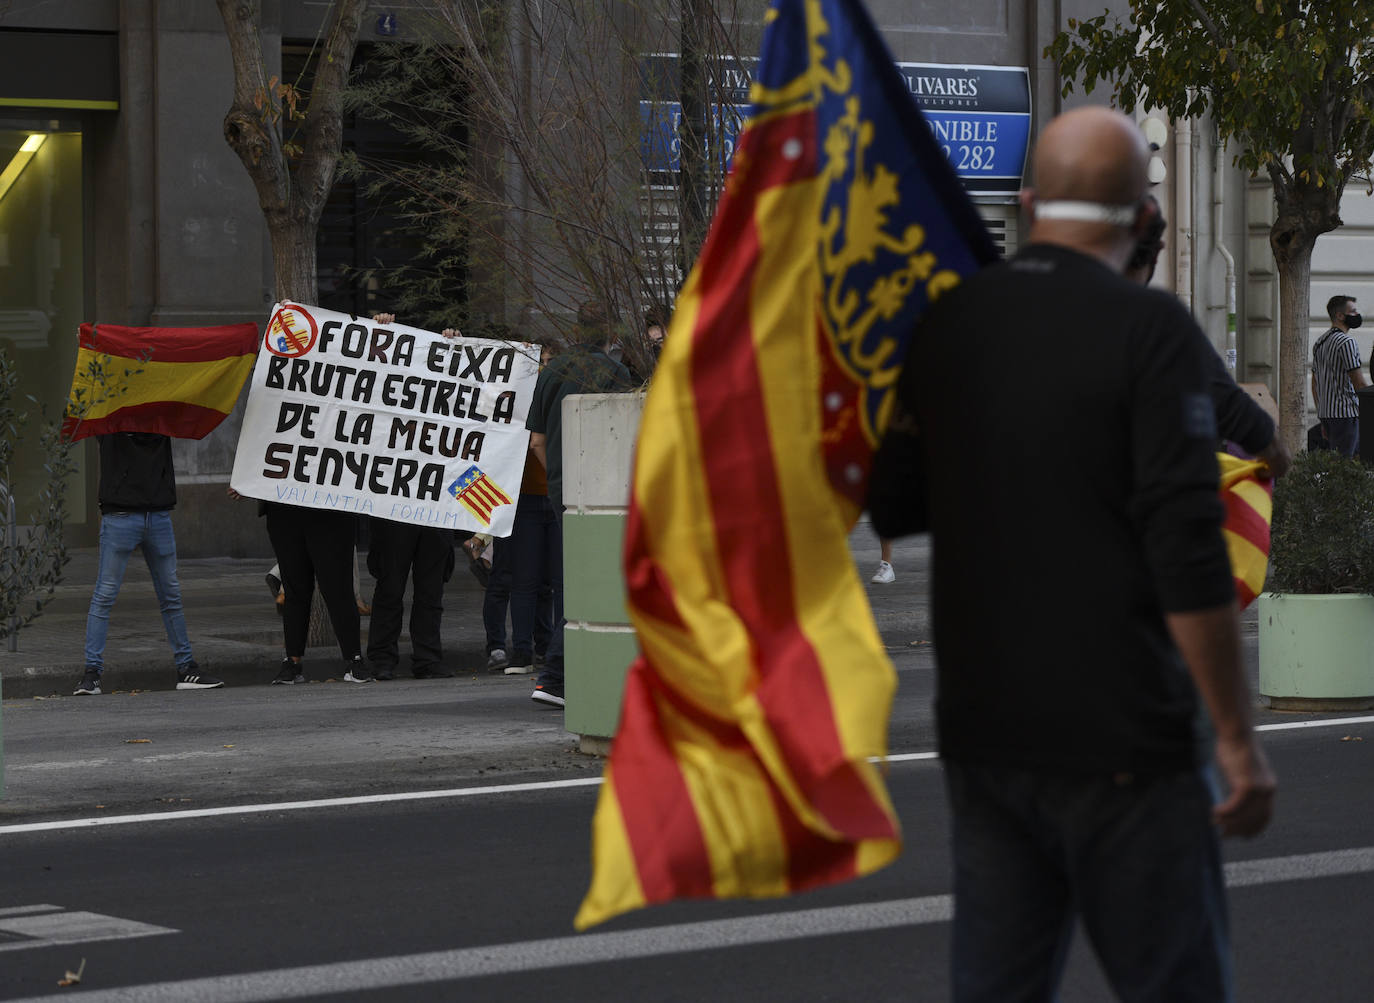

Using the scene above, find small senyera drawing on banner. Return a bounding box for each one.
[230,303,540,537]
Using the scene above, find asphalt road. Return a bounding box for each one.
[1,533,1372,1000]
[2,685,1372,999]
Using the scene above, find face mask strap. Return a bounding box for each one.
[1035,200,1140,227]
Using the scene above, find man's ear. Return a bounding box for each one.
[1018,188,1036,216]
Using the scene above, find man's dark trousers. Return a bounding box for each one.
[366,521,449,674]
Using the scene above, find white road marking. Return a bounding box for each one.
[6,758,114,771]
[7,750,231,772]
[3,898,939,1001]
[4,713,1370,835]
[1225,846,1374,887]
[7,845,1373,1000]
[0,777,607,834]
[0,908,175,953]
[1256,714,1374,732]
[0,904,59,918]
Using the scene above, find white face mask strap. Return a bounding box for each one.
[1035,200,1138,226]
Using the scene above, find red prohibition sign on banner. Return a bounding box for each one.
[265,304,319,358]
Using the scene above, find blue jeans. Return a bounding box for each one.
[84,510,194,673]
[482,494,557,660]
[945,760,1231,1003]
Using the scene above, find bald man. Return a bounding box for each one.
[871,107,1274,1002]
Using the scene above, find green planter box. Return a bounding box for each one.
[1258,592,1374,710]
[560,393,644,749]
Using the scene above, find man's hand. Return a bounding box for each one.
[441,328,460,341]
[1257,436,1292,479]
[1212,733,1276,837]
[372,313,395,325]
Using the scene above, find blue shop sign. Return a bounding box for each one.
[639,56,1030,197]
[896,63,1031,196]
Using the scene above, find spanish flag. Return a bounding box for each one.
[62,322,258,441]
[575,0,996,929]
[1219,453,1273,609]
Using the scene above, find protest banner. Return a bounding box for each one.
[230,303,539,537]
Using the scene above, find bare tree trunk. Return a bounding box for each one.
[216,0,366,651]
[270,217,321,305]
[1272,214,1318,458]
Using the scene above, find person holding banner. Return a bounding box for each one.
[363,314,456,682]
[261,500,373,685]
[74,433,223,695]
[525,301,635,707]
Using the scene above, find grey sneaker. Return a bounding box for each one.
[343,655,374,683]
[486,648,509,672]
[73,668,101,696]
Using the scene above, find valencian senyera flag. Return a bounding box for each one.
[62,322,258,441]
[575,0,998,929]
[1218,453,1273,610]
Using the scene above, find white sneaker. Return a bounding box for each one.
[871,560,895,584]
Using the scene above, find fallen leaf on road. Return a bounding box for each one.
[125,739,151,744]
[56,958,85,987]
[1341,735,1364,742]
[223,744,235,749]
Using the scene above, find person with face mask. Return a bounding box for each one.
[1311,295,1367,457]
[871,106,1275,1003]
[1127,195,1290,478]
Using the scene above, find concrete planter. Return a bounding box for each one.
[1257,592,1374,710]
[560,392,645,752]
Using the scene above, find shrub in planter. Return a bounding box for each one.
[1267,449,1374,595]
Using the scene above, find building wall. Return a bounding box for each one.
[12,0,1291,559]
[0,1,405,556]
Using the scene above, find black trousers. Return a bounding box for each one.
[366,519,450,673]
[265,504,360,659]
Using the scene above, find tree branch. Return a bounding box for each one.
[215,0,288,212]
[1186,0,1230,51]
[295,0,367,223]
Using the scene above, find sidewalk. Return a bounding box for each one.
[0,546,501,699]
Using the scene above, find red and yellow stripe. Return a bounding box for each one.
[575,104,899,931]
[1219,453,1273,609]
[63,322,258,441]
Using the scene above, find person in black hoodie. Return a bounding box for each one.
[74,432,222,694]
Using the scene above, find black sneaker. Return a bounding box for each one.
[176,662,224,690]
[73,668,101,696]
[413,665,454,679]
[504,651,535,675]
[531,679,565,707]
[271,659,304,685]
[344,656,374,683]
[373,664,396,681]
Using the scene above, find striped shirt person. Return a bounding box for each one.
[1311,294,1367,457]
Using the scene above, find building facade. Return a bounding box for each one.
[0,0,1357,555]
